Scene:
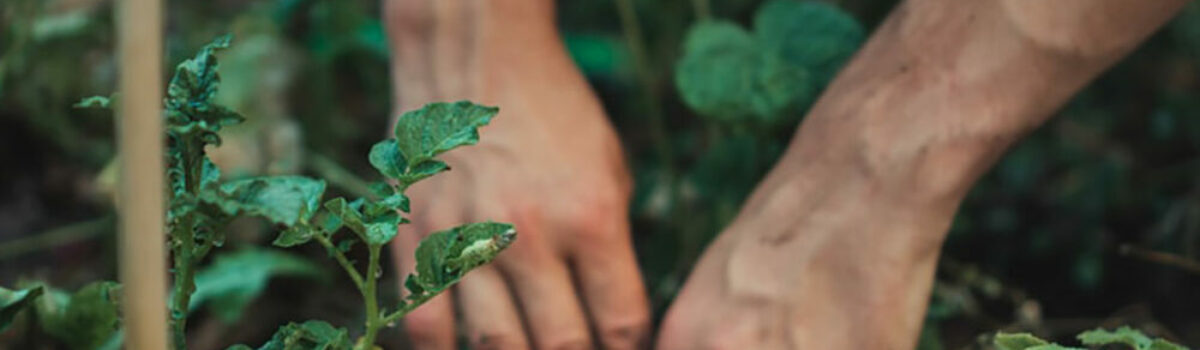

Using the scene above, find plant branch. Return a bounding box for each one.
[381,289,438,325]
[314,235,365,288]
[170,215,197,350]
[308,152,373,199]
[0,215,114,260]
[613,0,674,175]
[357,244,383,349]
[1119,244,1200,275]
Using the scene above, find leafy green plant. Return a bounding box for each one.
[240,99,517,349]
[0,282,123,350]
[2,34,514,350]
[675,0,863,126]
[994,327,1188,350]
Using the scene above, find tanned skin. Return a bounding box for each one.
[383,0,1188,349]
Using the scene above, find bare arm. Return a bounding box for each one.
[659,0,1187,348]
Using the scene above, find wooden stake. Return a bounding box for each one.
[116,0,169,348]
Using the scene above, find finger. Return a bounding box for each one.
[494,220,593,349]
[569,223,650,349]
[456,266,530,349]
[393,227,456,350]
[394,184,464,350]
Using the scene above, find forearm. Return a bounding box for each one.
[762,0,1186,216]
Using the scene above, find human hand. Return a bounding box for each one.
[654,164,952,349]
[384,1,649,349]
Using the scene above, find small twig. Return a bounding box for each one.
[314,235,365,289]
[0,215,115,260]
[381,290,437,326]
[613,0,674,175]
[1119,244,1200,275]
[308,152,373,198]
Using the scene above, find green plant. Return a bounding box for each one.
[674,0,862,126]
[1,35,514,350]
[994,327,1188,350]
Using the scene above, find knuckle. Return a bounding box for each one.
[562,192,625,237]
[536,333,592,350]
[596,318,650,349]
[402,309,449,340]
[469,332,528,350]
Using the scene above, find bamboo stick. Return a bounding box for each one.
[116,0,169,348]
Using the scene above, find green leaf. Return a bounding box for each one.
[370,101,496,185]
[379,192,410,213]
[408,222,516,294]
[0,285,44,331]
[1076,326,1187,350]
[754,0,864,84]
[253,320,353,350]
[190,248,325,323]
[165,35,244,130]
[392,101,498,166]
[323,197,401,245]
[674,20,812,125]
[273,226,317,247]
[1078,327,1152,349]
[38,282,122,350]
[994,333,1050,350]
[201,176,327,227]
[74,95,113,109]
[1149,339,1188,350]
[368,139,405,179]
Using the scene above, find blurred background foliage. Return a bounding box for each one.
[0,0,1198,348]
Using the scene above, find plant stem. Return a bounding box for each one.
[357,244,383,349]
[169,216,196,350]
[380,291,437,325]
[0,215,114,260]
[315,235,366,289]
[308,152,374,199]
[613,0,674,175]
[1119,244,1200,275]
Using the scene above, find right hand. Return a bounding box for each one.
[384,1,650,349]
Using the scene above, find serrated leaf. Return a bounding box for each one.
[38,281,122,350]
[323,197,401,245]
[1077,327,1173,350]
[994,333,1050,350]
[368,139,406,179]
[367,181,395,198]
[165,35,240,129]
[754,0,864,83]
[675,20,812,125]
[400,160,450,185]
[201,176,327,227]
[371,102,495,185]
[379,193,410,213]
[393,101,498,166]
[74,95,113,109]
[273,226,317,247]
[253,320,353,350]
[1149,339,1188,350]
[190,248,325,323]
[0,285,44,331]
[408,222,516,293]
